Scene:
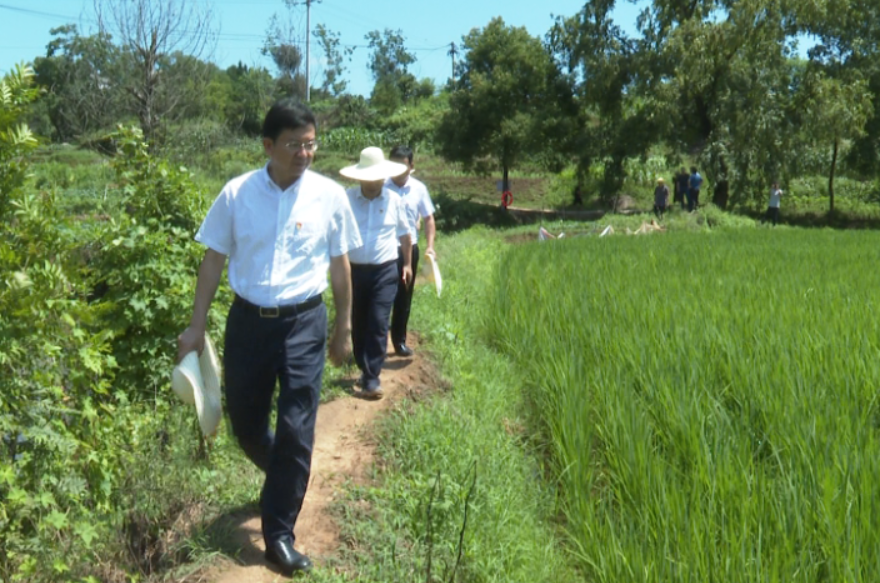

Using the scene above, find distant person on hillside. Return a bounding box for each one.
[688,166,703,212]
[177,99,361,576]
[674,167,689,209]
[653,177,670,219]
[386,145,436,358]
[573,184,584,206]
[762,182,784,226]
[342,147,413,399]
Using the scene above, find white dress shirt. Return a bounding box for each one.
[196,166,362,306]
[385,175,435,242]
[345,185,410,265]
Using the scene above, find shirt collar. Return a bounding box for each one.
[387,176,410,191]
[262,164,308,194]
[357,185,387,202]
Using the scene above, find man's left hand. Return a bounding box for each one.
[402,266,413,287]
[328,326,351,367]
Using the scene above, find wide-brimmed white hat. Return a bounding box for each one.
[340,147,408,181]
[172,334,222,437]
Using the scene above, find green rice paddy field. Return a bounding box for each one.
[488,229,880,582]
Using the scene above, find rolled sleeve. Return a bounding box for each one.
[418,189,435,218]
[195,190,233,254]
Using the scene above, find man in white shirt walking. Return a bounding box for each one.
[763,182,784,226]
[386,145,436,357]
[340,147,412,400]
[177,100,362,575]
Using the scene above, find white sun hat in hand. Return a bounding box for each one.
[172,334,222,437]
[424,250,442,298]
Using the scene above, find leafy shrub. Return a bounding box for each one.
[85,126,228,398]
[379,94,449,152]
[320,127,396,155]
[160,118,238,168]
[2,77,245,582]
[0,64,119,581]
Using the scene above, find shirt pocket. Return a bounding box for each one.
[290,220,323,255]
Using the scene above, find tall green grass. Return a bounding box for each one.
[489,229,880,582]
[323,227,580,582]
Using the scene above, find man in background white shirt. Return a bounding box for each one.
[341,147,412,400]
[177,99,362,575]
[386,145,436,357]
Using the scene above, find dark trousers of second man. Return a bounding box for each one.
[351,260,399,391]
[391,243,419,349]
[223,296,327,547]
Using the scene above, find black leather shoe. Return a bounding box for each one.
[265,539,313,575]
[394,343,414,357]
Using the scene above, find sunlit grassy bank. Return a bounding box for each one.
[323,228,580,582]
[490,229,880,582]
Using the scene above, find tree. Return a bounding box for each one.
[798,71,872,211]
[549,1,658,201]
[32,25,125,141]
[93,0,215,141]
[263,1,307,100]
[801,0,880,180]
[225,63,277,135]
[313,23,352,96]
[438,18,571,193]
[365,29,417,114]
[552,0,831,208]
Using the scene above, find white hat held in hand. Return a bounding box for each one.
[339,147,408,181]
[172,333,222,437]
[424,250,442,298]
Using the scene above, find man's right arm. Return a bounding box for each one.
[177,248,227,362]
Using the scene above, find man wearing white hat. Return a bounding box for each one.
[340,147,412,399]
[177,99,362,575]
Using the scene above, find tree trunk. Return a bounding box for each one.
[502,165,509,193]
[712,156,730,210]
[829,138,838,213]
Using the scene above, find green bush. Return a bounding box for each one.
[0,65,120,580]
[84,126,229,399]
[320,127,396,156]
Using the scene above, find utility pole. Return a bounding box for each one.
[299,0,321,102]
[448,42,458,88]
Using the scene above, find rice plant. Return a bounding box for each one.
[489,229,880,582]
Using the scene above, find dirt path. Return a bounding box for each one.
[207,339,432,582]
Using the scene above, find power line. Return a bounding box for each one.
[0,3,83,22]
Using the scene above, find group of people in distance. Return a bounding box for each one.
[652,166,702,218]
[176,99,435,576]
[654,168,783,225]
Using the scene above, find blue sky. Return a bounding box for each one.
[0,0,646,97]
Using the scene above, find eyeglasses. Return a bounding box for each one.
[282,139,319,153]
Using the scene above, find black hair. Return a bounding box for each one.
[389,145,414,164]
[261,99,317,141]
[690,166,698,174]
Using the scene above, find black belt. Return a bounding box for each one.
[350,259,397,271]
[233,293,322,318]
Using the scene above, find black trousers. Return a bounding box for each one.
[391,244,419,348]
[351,260,398,391]
[223,299,326,546]
[687,188,700,211]
[764,206,780,225]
